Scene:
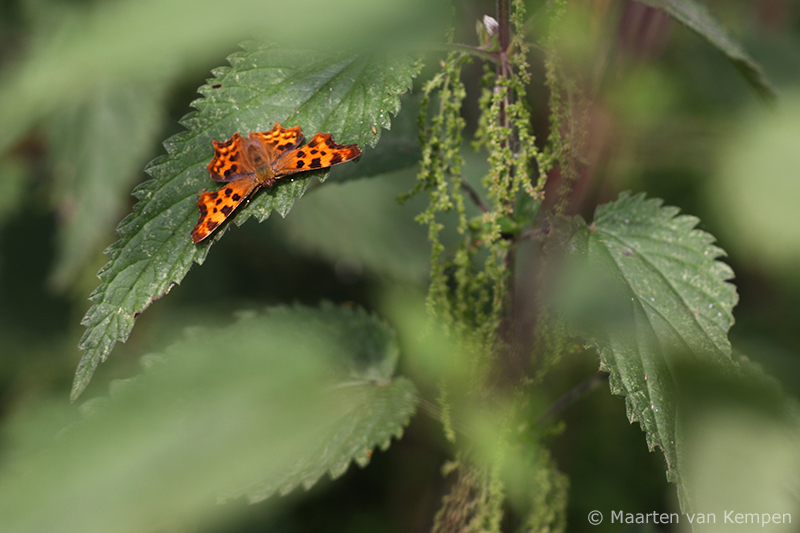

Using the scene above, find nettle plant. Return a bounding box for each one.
[59,0,782,530]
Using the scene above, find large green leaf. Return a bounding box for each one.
[48,81,166,290]
[72,43,417,400]
[636,0,776,102]
[0,303,418,531]
[552,192,738,508]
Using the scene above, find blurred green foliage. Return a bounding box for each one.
[1,0,800,532]
[0,304,416,531]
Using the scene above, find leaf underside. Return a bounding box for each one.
[215,303,419,502]
[557,192,739,509]
[1,304,418,530]
[241,375,418,503]
[637,0,776,101]
[73,42,418,400]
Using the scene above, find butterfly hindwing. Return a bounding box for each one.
[191,177,260,243]
[272,132,362,176]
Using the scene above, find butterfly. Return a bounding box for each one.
[191,123,362,243]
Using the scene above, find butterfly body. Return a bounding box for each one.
[255,164,277,186]
[191,123,361,243]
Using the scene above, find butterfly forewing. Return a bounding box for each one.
[272,132,362,176]
[191,178,260,243]
[207,133,255,183]
[249,123,304,162]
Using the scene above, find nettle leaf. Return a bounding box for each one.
[73,42,418,400]
[48,81,166,291]
[637,0,776,102]
[188,303,418,502]
[240,371,418,503]
[0,303,418,530]
[553,192,738,509]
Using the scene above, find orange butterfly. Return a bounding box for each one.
[191,123,361,243]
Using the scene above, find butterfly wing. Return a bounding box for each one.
[191,177,260,243]
[249,123,304,163]
[271,132,361,176]
[195,126,360,243]
[207,133,255,183]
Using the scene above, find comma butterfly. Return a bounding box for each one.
[191,123,361,243]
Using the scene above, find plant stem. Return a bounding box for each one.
[496,0,510,133]
[460,178,490,213]
[424,43,499,63]
[497,0,510,54]
[517,220,552,242]
[537,372,610,425]
[495,0,520,381]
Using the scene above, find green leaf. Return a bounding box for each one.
[1,303,418,530]
[48,81,166,291]
[636,0,776,102]
[552,192,738,509]
[0,0,441,156]
[72,43,418,401]
[240,373,418,503]
[215,303,419,502]
[281,167,432,282]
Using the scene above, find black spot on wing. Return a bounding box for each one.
[310,158,322,168]
[232,193,241,201]
[223,164,239,178]
[221,205,233,216]
[295,160,305,169]
[330,153,343,165]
